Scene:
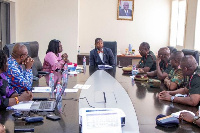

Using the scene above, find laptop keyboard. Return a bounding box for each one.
[39,101,52,109]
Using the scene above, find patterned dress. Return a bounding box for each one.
[0,73,15,109]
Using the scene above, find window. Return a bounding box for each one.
[0,2,10,49]
[169,0,187,47]
[195,0,200,51]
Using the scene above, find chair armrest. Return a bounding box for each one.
[38,71,49,75]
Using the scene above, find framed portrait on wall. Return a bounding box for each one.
[117,0,134,21]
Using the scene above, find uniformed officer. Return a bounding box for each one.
[164,51,184,90]
[159,55,200,106]
[147,47,172,80]
[137,42,156,73]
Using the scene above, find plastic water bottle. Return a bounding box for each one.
[56,82,62,102]
[49,71,54,92]
[128,44,132,54]
[132,65,138,76]
[83,56,86,68]
[78,46,80,55]
[62,63,68,87]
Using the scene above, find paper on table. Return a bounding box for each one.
[98,65,113,69]
[68,71,78,75]
[10,101,34,111]
[171,110,195,118]
[32,87,51,92]
[54,89,79,93]
[73,84,91,89]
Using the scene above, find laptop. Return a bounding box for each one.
[30,84,67,112]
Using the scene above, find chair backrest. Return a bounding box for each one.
[3,41,42,77]
[182,49,199,65]
[167,46,177,54]
[103,41,117,65]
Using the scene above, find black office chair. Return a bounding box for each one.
[167,46,177,54]
[182,49,199,65]
[103,41,117,66]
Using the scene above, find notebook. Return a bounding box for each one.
[30,84,66,112]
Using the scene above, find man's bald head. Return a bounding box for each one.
[12,43,28,58]
[180,55,197,76]
[170,51,184,63]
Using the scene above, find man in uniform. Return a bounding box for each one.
[159,55,200,106]
[137,42,156,73]
[147,47,172,80]
[164,51,185,90]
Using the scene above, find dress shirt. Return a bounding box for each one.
[98,50,104,63]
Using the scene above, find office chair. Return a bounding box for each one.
[182,49,199,65]
[167,46,177,54]
[103,41,117,66]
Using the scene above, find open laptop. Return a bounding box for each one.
[30,84,67,112]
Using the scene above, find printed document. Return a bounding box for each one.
[81,109,122,133]
[73,84,91,89]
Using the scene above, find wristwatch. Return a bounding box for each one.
[193,116,200,124]
[171,96,175,102]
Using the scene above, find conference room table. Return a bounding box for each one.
[0,66,199,133]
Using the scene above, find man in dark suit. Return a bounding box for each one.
[89,38,115,67]
[119,2,132,16]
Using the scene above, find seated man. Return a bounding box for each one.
[147,47,172,80]
[7,43,34,94]
[137,42,156,73]
[159,55,200,106]
[164,51,184,90]
[89,38,115,67]
[0,50,32,109]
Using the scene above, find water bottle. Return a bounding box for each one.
[56,82,62,102]
[132,65,138,76]
[128,44,132,54]
[62,63,68,87]
[49,71,54,92]
[83,56,86,68]
[78,46,80,55]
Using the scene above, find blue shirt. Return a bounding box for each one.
[7,55,33,94]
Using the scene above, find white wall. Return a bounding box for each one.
[79,0,171,55]
[15,0,78,63]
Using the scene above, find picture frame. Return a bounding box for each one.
[117,0,134,21]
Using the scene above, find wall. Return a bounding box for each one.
[15,0,78,63]
[79,0,171,56]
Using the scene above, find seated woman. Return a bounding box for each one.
[43,39,70,72]
[164,51,184,90]
[0,50,32,109]
[137,42,156,73]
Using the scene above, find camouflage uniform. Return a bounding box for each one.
[138,51,156,71]
[168,68,184,87]
[159,61,173,74]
